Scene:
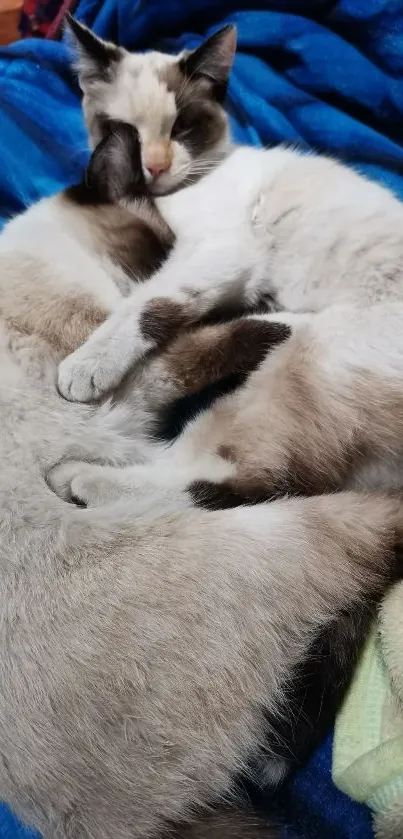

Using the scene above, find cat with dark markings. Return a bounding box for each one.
[50,22,403,818]
[0,20,399,839]
[58,146,403,505]
[0,38,390,839]
[67,14,235,195]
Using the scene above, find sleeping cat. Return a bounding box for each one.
[67,14,236,195]
[56,144,403,506]
[52,108,403,802]
[0,72,396,839]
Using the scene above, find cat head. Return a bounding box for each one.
[67,16,237,195]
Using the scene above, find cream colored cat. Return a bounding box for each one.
[55,145,403,506]
[46,27,403,830]
[0,36,397,839]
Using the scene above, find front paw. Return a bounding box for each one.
[48,461,120,507]
[58,350,125,403]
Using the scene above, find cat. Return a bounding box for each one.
[3,18,403,835]
[54,21,403,794]
[62,17,390,802]
[0,72,403,839]
[0,77,397,839]
[56,144,403,504]
[52,131,403,805]
[67,14,236,195]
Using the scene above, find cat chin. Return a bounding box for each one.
[148,174,188,195]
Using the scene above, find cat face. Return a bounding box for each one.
[67,17,236,195]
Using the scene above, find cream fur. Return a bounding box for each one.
[3,57,403,834]
[0,138,397,839]
[55,146,403,502]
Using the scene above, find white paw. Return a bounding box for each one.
[58,350,126,403]
[48,461,121,507]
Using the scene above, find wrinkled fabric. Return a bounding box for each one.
[1,0,402,836]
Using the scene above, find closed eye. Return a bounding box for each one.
[171,114,192,140]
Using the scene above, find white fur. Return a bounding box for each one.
[1,114,403,838]
[58,145,403,400]
[1,196,126,307]
[79,41,230,194]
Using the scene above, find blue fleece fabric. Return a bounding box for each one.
[2,0,403,835]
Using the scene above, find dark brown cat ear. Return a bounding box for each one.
[181,25,237,85]
[85,121,147,203]
[65,15,122,86]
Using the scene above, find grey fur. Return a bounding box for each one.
[0,174,399,839]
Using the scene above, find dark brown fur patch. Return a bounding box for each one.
[163,320,292,397]
[64,119,175,281]
[160,62,186,97]
[160,62,228,157]
[188,477,278,511]
[171,97,228,157]
[139,298,189,346]
[96,212,174,278]
[67,120,147,205]
[187,454,346,512]
[67,16,121,83]
[217,444,236,462]
[263,605,375,777]
[63,196,174,282]
[187,457,350,511]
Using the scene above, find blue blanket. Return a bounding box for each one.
[1,0,403,835]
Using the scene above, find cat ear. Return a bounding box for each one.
[86,121,146,202]
[181,25,237,86]
[65,15,122,87]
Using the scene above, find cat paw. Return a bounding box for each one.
[48,461,122,507]
[58,350,126,403]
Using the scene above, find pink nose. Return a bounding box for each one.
[146,162,170,178]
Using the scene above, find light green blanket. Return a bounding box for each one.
[332,584,403,838]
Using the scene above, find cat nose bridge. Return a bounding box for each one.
[144,140,173,177]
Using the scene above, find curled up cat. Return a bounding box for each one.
[0,20,400,839]
[57,143,403,502]
[48,25,403,823]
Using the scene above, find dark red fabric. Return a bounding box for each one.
[19,0,73,38]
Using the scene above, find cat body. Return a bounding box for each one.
[51,134,403,815]
[57,143,403,504]
[0,268,396,839]
[0,77,394,839]
[1,22,403,838]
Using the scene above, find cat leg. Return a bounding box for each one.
[47,453,235,509]
[128,314,294,412]
[161,306,403,508]
[59,304,403,509]
[52,311,316,507]
[57,241,271,403]
[47,458,196,511]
